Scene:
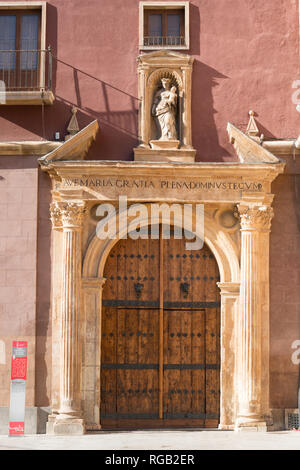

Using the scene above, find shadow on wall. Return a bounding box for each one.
[192,61,232,161]
[0,58,235,161]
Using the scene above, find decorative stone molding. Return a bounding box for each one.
[81,277,107,289]
[0,140,61,156]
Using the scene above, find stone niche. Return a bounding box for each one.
[134,50,196,162]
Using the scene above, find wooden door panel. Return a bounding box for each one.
[163,309,206,420]
[116,369,159,417]
[101,307,117,364]
[103,238,160,304]
[116,309,159,365]
[101,308,159,420]
[101,368,117,418]
[101,230,220,429]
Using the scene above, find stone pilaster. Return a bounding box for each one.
[46,201,63,434]
[81,278,106,430]
[235,204,273,431]
[217,282,240,430]
[51,201,86,435]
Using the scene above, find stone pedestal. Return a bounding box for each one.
[235,204,273,432]
[134,146,196,162]
[150,139,180,150]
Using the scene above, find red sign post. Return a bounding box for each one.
[9,341,27,436]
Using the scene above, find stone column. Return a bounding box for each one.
[235,204,273,431]
[52,201,86,435]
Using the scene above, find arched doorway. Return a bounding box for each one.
[100,226,221,429]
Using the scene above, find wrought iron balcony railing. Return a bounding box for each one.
[0,48,52,91]
[143,36,186,47]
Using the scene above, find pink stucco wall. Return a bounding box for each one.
[0,157,38,407]
[0,0,299,161]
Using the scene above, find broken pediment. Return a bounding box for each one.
[227,122,283,164]
[38,120,99,167]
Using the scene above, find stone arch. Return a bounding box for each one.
[83,206,239,284]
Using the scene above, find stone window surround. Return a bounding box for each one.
[139,1,190,50]
[0,1,54,105]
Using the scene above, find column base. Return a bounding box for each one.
[218,424,235,430]
[52,418,85,435]
[235,416,267,432]
[46,414,57,435]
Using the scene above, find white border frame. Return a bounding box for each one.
[139,1,190,50]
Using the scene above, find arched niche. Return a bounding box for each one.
[133,50,196,162]
[148,68,183,142]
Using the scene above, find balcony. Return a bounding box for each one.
[143,36,186,48]
[0,48,54,105]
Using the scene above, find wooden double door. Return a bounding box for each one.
[101,228,220,428]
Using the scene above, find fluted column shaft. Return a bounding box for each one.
[236,204,273,431]
[49,202,86,433]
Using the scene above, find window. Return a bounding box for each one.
[140,2,189,50]
[0,10,40,87]
[0,2,53,105]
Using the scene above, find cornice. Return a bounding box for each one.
[0,141,61,156]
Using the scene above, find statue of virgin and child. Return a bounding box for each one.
[151,77,178,141]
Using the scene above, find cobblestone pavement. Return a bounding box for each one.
[0,430,300,450]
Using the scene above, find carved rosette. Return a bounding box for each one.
[238,205,274,232]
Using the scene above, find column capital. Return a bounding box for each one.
[237,204,274,231]
[50,201,86,230]
[50,202,63,230]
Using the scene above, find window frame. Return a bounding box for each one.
[139,1,190,50]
